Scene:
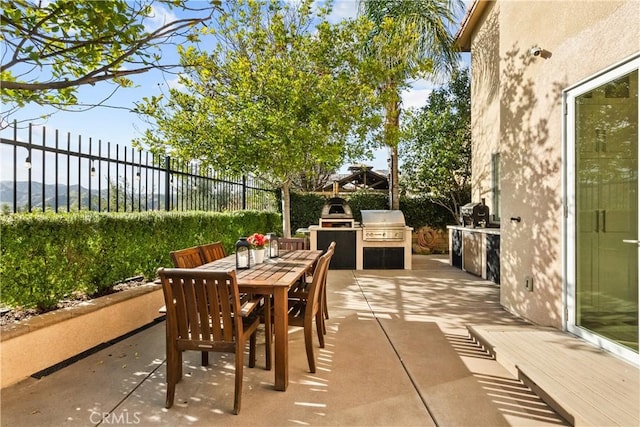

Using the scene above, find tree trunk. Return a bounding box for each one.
[281,181,292,238]
[390,145,399,210]
[385,86,401,210]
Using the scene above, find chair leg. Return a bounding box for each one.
[249,330,257,369]
[165,347,179,409]
[321,284,328,335]
[166,382,176,409]
[264,298,272,370]
[320,315,326,337]
[316,313,325,348]
[234,345,244,415]
[201,351,209,366]
[304,322,316,373]
[323,281,329,320]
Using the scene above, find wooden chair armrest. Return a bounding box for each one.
[160,298,260,317]
[240,296,264,317]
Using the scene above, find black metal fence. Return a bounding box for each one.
[0,121,278,214]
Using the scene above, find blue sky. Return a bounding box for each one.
[1,0,470,182]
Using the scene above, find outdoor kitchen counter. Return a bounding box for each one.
[309,225,413,270]
[447,225,501,284]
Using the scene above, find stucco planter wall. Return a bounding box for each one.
[0,283,164,389]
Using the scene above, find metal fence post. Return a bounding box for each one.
[27,124,32,213]
[242,175,247,210]
[12,121,17,213]
[165,155,171,211]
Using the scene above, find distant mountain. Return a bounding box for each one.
[0,181,175,212]
[0,180,98,210]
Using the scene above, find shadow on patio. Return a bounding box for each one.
[1,255,569,426]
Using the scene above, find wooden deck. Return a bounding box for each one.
[468,325,639,427]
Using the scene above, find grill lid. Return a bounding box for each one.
[460,202,479,215]
[361,210,406,227]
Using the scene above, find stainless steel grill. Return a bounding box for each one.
[460,201,490,228]
[361,210,407,241]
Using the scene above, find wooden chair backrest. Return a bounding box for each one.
[326,241,336,255]
[170,246,204,268]
[199,241,227,263]
[305,250,332,321]
[278,238,306,251]
[158,268,243,353]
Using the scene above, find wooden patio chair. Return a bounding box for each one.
[279,237,312,284]
[278,237,307,251]
[287,248,333,373]
[199,241,227,263]
[158,268,261,414]
[250,236,307,370]
[169,246,208,364]
[288,241,335,335]
[199,241,272,370]
[169,246,204,269]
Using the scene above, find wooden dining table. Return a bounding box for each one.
[197,249,322,391]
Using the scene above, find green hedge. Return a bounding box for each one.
[290,191,451,231]
[400,195,452,230]
[1,194,451,311]
[289,192,327,233]
[0,210,281,310]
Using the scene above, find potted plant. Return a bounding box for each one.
[247,233,269,264]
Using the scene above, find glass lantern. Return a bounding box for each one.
[235,237,251,269]
[267,232,279,258]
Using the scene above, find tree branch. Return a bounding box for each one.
[1,67,153,91]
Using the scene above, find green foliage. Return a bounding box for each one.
[288,190,448,231]
[1,0,219,117]
[134,0,385,236]
[400,67,472,223]
[289,192,327,233]
[346,192,389,223]
[359,0,462,209]
[0,213,96,310]
[400,195,451,230]
[0,210,280,310]
[359,0,461,79]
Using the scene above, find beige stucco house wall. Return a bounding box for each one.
[457,0,640,328]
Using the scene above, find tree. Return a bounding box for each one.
[292,161,334,193]
[134,0,383,237]
[1,0,221,124]
[400,67,471,224]
[358,0,461,210]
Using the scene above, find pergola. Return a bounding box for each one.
[319,165,389,193]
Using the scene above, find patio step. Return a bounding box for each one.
[468,325,639,427]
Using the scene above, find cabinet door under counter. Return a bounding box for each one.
[315,228,356,269]
[447,225,500,284]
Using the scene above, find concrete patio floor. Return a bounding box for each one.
[1,255,572,426]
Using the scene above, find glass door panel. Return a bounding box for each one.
[575,70,639,352]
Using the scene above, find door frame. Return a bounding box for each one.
[564,54,640,364]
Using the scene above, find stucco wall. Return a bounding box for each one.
[470,1,640,328]
[0,285,164,389]
[470,2,500,210]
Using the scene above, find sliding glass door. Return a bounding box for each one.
[567,58,639,362]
